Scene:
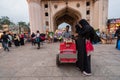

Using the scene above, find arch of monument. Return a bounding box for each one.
[27,0,108,33]
[53,7,81,32]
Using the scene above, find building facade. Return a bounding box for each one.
[27,0,108,33]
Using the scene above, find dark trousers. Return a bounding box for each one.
[76,37,91,73]
[76,52,91,73]
[32,40,36,46]
[14,40,20,47]
[8,41,12,47]
[2,42,9,51]
[20,38,24,45]
[84,55,91,73]
[37,42,40,49]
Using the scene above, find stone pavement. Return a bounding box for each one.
[0,43,120,80]
[0,43,2,52]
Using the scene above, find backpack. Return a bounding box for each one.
[40,36,45,41]
[36,37,40,42]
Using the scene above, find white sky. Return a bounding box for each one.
[0,0,120,23]
[0,0,29,23]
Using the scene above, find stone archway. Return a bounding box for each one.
[53,7,81,32]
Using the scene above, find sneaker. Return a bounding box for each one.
[83,71,91,76]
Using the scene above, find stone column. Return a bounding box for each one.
[93,0,108,32]
[93,0,99,30]
[103,0,108,31]
[27,0,43,33]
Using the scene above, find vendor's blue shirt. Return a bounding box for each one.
[62,31,71,38]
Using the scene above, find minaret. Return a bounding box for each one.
[27,0,43,33]
[93,0,108,32]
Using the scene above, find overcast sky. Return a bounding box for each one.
[0,0,120,24]
[0,0,29,23]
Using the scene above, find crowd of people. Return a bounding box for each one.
[31,31,46,49]
[0,19,120,76]
[0,32,28,51]
[96,29,116,44]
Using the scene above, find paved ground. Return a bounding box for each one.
[0,43,2,52]
[0,42,120,80]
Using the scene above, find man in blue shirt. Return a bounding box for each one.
[62,25,71,39]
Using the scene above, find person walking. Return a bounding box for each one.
[31,32,36,46]
[8,33,13,47]
[20,34,25,46]
[114,26,120,49]
[1,31,9,51]
[75,19,100,76]
[36,30,41,49]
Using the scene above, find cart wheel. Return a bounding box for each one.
[56,54,61,66]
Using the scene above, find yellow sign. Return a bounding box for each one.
[116,23,120,26]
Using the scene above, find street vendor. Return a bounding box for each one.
[62,25,71,39]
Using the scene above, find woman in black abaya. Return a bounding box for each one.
[75,19,100,76]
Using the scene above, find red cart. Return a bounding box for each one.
[56,40,77,66]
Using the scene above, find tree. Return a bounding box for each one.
[27,22,30,27]
[0,25,3,30]
[27,22,30,33]
[1,16,11,25]
[0,16,14,30]
[18,21,29,33]
[0,18,2,30]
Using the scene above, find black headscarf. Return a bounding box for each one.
[79,19,90,27]
[75,24,81,33]
[76,19,101,43]
[78,19,91,35]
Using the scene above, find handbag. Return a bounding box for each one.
[86,40,94,56]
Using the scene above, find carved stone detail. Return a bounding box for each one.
[27,0,41,4]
